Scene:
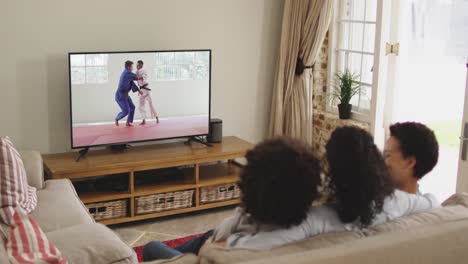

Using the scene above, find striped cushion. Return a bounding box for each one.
[0,137,37,224]
[3,208,67,264]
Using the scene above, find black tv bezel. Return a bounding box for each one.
[68,49,212,150]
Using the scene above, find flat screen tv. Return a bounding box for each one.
[69,50,211,149]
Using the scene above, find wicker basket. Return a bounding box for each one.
[135,190,194,215]
[86,199,128,221]
[200,183,240,204]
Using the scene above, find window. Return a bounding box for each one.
[70,54,108,85]
[154,51,210,81]
[328,0,378,118]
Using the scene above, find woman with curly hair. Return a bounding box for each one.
[143,137,322,261]
[228,126,439,249]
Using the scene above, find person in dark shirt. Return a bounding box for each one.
[115,60,141,127]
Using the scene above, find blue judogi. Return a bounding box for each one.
[115,69,139,123]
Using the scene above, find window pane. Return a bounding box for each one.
[365,0,378,22]
[155,65,177,80]
[155,52,175,65]
[349,90,360,106]
[341,0,366,20]
[360,54,374,84]
[86,67,98,83]
[174,52,195,64]
[339,22,364,51]
[195,52,210,64]
[363,24,376,53]
[360,86,372,110]
[86,67,108,83]
[341,51,362,76]
[353,86,371,111]
[155,65,192,80]
[96,67,108,83]
[194,65,209,80]
[180,65,192,79]
[71,67,85,84]
[86,54,108,66]
[70,55,85,67]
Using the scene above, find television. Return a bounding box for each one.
[68,50,211,149]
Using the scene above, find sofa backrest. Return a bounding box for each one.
[201,231,364,264]
[19,150,44,190]
[240,219,468,264]
[201,193,468,264]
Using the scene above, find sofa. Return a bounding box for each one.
[0,151,138,264]
[3,150,468,264]
[152,194,468,264]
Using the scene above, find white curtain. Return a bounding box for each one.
[269,0,333,143]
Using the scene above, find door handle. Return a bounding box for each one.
[461,122,468,161]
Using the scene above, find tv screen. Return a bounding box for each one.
[69,50,211,149]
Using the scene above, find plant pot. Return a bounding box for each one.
[338,103,352,119]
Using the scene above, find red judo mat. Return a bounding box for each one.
[72,115,209,147]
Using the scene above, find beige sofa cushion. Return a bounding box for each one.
[46,223,137,264]
[363,193,468,235]
[19,150,45,190]
[241,219,468,264]
[442,192,468,207]
[30,179,94,232]
[201,231,364,264]
[364,204,468,235]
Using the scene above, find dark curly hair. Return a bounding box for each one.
[239,137,321,227]
[389,122,439,179]
[326,126,394,227]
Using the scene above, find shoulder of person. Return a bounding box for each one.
[304,205,341,226]
[420,192,440,207]
[386,189,440,210]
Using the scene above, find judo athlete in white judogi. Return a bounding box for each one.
[136,60,159,125]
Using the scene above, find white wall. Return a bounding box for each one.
[71,52,209,124]
[0,0,284,153]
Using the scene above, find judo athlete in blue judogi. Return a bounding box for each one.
[115,60,142,127]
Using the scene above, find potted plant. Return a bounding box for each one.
[329,69,361,119]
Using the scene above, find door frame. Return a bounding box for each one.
[456,63,468,192]
[369,0,392,149]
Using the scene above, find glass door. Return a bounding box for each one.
[385,0,468,201]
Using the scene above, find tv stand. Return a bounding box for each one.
[185,136,213,147]
[75,147,89,162]
[42,136,252,225]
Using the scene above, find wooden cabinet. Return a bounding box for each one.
[42,136,252,225]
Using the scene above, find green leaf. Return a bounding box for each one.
[329,68,362,104]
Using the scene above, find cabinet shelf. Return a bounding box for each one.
[199,163,241,187]
[80,191,131,204]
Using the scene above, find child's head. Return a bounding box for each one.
[239,137,321,227]
[326,126,394,227]
[384,122,439,190]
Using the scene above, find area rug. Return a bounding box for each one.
[133,233,203,262]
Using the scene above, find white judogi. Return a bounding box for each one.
[136,68,158,120]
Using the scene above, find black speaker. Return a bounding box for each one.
[208,118,223,143]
